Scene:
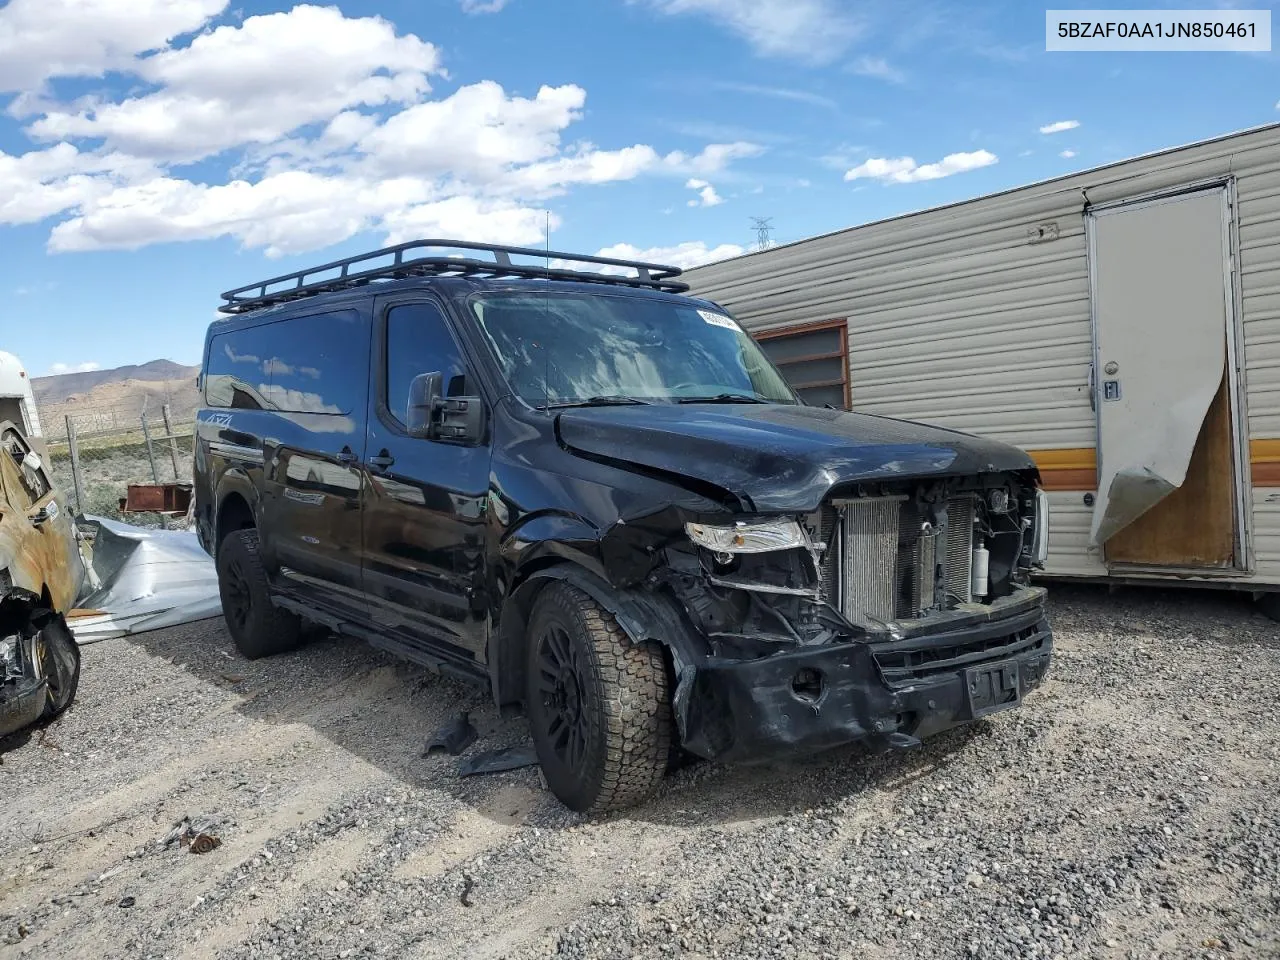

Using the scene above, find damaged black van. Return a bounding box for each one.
[195,240,1052,812]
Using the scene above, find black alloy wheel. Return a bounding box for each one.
[525,582,672,813]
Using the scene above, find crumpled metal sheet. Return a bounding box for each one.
[68,517,222,645]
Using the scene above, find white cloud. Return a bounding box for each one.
[2,7,763,257]
[48,171,390,256]
[685,178,724,207]
[1039,120,1079,134]
[849,56,905,83]
[381,197,555,247]
[357,81,583,181]
[0,0,227,93]
[712,81,837,110]
[461,0,511,11]
[1059,149,1077,159]
[0,144,155,225]
[667,141,764,176]
[48,361,101,375]
[596,241,746,270]
[637,0,860,63]
[845,149,998,184]
[27,6,442,163]
[46,172,559,257]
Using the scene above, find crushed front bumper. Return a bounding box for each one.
[677,594,1053,763]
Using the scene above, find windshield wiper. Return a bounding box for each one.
[538,395,655,410]
[675,393,768,404]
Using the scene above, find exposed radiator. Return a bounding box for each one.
[816,493,979,627]
[944,495,976,603]
[896,502,939,620]
[839,496,903,628]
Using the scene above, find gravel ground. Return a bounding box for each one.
[0,584,1276,959]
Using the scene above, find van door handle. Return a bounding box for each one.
[367,452,395,471]
[336,448,358,464]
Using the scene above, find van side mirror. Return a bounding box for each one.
[406,372,442,438]
[406,372,487,443]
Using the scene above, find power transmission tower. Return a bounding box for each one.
[750,217,774,251]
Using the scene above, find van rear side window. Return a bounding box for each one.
[206,311,364,414]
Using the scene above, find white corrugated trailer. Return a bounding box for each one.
[684,123,1280,593]
[0,351,43,442]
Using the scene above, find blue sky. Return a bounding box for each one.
[1,0,1277,376]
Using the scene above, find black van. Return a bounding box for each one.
[195,240,1053,812]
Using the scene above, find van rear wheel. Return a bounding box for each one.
[217,529,301,660]
[525,582,672,813]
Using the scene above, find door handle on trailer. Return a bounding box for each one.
[367,452,396,471]
[336,448,358,464]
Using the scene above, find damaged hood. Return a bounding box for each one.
[557,403,1034,512]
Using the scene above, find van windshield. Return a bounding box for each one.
[469,292,798,407]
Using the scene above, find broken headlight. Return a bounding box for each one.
[1032,489,1050,565]
[685,518,808,554]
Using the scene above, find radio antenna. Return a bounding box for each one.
[543,209,551,413]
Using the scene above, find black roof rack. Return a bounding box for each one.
[218,238,689,314]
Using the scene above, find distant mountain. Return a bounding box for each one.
[33,359,198,406]
[33,359,202,439]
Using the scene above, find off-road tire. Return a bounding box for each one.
[526,582,672,813]
[217,529,301,660]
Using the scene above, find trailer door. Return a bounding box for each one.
[1087,184,1240,569]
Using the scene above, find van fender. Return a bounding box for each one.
[211,469,262,555]
[487,561,702,724]
[497,511,607,582]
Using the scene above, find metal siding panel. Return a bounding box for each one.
[1240,162,1280,444]
[1251,491,1280,577]
[693,199,1097,451]
[1042,494,1108,577]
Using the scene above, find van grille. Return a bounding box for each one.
[820,495,976,627]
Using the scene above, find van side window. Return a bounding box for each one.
[207,310,365,415]
[385,303,469,429]
[206,324,272,409]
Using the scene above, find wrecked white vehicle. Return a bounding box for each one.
[0,423,82,738]
[0,421,224,740]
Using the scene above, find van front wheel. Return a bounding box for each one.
[217,529,301,660]
[525,583,672,813]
